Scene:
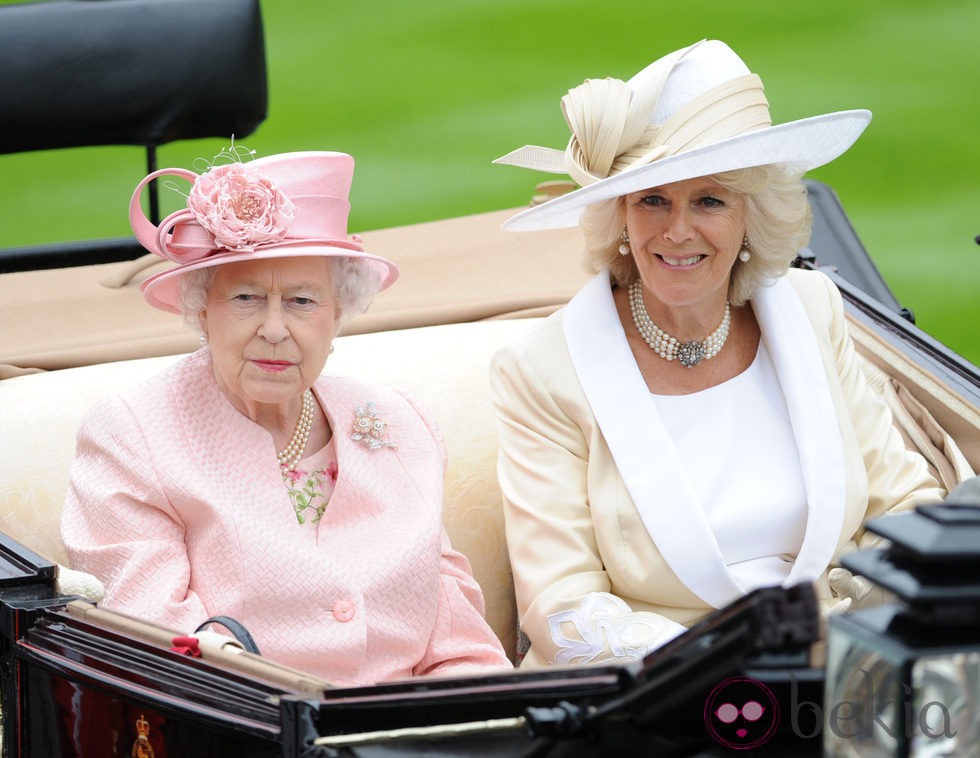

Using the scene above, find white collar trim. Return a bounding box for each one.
[562,272,845,608]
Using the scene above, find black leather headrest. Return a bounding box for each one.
[0,0,267,153]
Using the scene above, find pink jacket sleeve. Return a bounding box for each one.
[414,527,511,676]
[61,395,210,632]
[395,390,511,675]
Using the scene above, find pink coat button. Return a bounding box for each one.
[332,599,355,623]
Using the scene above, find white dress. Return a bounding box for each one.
[651,342,808,592]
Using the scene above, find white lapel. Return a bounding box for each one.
[751,277,847,586]
[563,272,743,609]
[562,272,847,607]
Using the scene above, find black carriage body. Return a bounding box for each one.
[0,540,824,757]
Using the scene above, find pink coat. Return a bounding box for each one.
[61,349,510,686]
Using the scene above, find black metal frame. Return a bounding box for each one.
[0,0,268,274]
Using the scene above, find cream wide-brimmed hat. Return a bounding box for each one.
[131,150,399,313]
[494,39,871,231]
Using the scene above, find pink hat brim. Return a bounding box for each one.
[139,241,399,314]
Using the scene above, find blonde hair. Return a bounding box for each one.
[177,257,382,334]
[579,165,812,306]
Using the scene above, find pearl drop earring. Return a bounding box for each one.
[199,333,208,346]
[739,236,751,263]
[618,228,631,256]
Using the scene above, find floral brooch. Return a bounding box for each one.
[351,401,396,450]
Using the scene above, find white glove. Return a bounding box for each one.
[55,565,105,602]
[827,566,887,611]
[193,629,246,654]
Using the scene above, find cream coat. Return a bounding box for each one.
[62,349,510,685]
[490,268,945,668]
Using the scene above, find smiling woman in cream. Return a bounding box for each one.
[489,40,952,668]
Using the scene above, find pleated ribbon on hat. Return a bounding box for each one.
[494,41,772,188]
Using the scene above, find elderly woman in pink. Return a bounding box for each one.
[61,149,510,685]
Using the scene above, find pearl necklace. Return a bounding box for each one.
[277,390,315,472]
[628,281,732,368]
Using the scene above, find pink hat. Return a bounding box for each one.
[132,150,399,313]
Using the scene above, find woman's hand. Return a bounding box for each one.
[827,565,888,612]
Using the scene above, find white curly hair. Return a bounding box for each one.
[176,256,382,335]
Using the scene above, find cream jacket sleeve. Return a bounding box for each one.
[490,315,688,668]
[794,271,947,611]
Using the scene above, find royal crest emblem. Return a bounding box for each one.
[131,714,155,758]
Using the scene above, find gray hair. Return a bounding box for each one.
[579,164,812,307]
[177,256,382,335]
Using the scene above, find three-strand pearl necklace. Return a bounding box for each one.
[277,390,315,472]
[628,280,732,368]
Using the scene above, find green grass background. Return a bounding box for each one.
[2,0,978,364]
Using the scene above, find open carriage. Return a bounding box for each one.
[1,1,978,756]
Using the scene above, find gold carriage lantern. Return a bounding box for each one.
[824,494,980,757]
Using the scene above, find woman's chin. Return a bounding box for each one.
[230,379,305,410]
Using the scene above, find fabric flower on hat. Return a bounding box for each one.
[188,163,297,252]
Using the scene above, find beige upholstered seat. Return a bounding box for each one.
[0,204,594,667]
[0,318,539,662]
[1,191,977,666]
